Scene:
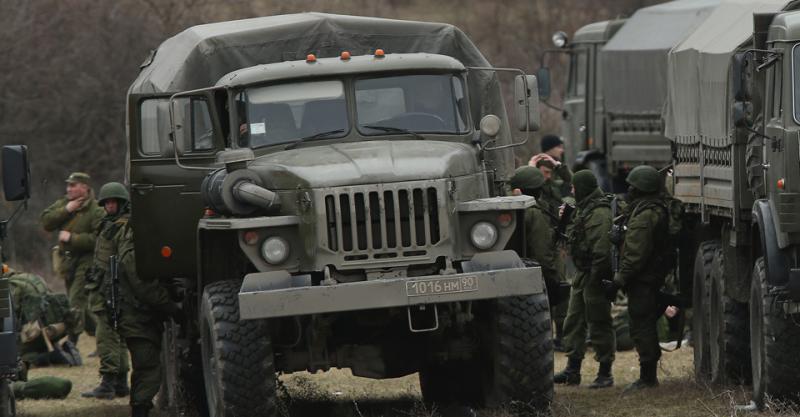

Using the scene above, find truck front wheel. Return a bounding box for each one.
[0,379,14,417]
[750,257,800,408]
[692,241,718,381]
[200,280,276,417]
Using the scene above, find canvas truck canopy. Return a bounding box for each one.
[663,0,792,143]
[601,0,719,115]
[128,12,514,178]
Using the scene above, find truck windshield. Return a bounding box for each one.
[239,80,348,148]
[355,74,469,134]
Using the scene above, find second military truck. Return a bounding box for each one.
[127,14,552,416]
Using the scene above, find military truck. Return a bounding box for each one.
[540,0,720,191]
[0,145,31,417]
[545,0,800,407]
[127,14,552,416]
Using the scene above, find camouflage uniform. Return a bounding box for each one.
[40,173,105,338]
[91,183,177,416]
[613,165,670,390]
[556,171,615,388]
[82,183,132,399]
[4,270,81,367]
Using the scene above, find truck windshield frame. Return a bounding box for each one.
[237,79,350,149]
[355,73,469,135]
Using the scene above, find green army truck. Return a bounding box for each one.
[546,0,800,407]
[127,14,553,416]
[0,145,31,417]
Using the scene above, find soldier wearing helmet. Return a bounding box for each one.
[41,172,105,343]
[610,165,669,391]
[82,182,131,400]
[84,182,179,417]
[509,166,565,319]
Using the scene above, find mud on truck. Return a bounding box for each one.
[0,145,31,417]
[127,14,553,416]
[545,0,800,407]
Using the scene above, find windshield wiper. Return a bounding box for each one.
[284,129,345,150]
[361,125,425,140]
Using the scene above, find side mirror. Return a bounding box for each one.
[732,52,752,102]
[514,74,541,132]
[537,67,552,100]
[479,115,502,139]
[169,91,219,156]
[2,145,30,202]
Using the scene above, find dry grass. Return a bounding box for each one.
[14,336,800,417]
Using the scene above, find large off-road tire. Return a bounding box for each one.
[693,241,719,381]
[200,280,276,417]
[708,248,751,385]
[750,257,800,408]
[0,379,14,417]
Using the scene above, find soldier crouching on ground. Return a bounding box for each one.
[3,266,82,367]
[608,165,674,391]
[93,182,180,417]
[82,182,131,399]
[508,166,567,315]
[554,170,616,388]
[40,172,105,343]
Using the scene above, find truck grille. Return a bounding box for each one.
[324,186,442,256]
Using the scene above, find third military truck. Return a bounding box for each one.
[126,14,552,416]
[546,0,800,407]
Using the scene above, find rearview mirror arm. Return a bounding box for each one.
[465,66,531,151]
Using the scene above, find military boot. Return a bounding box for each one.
[80,373,116,399]
[623,361,659,393]
[131,404,151,417]
[553,357,581,385]
[114,373,130,397]
[588,362,614,389]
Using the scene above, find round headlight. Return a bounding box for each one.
[470,221,498,250]
[261,237,290,265]
[552,31,569,49]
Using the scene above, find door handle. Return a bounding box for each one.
[130,183,155,195]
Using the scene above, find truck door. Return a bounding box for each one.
[127,95,224,280]
[562,45,590,163]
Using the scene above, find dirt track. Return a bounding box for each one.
[14,335,790,417]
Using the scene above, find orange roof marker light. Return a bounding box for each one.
[306,54,317,63]
[161,246,173,259]
[778,178,786,190]
[340,51,351,60]
[374,49,386,58]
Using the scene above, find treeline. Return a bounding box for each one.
[0,0,662,284]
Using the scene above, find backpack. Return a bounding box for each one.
[631,194,686,274]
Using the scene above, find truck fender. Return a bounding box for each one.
[752,199,790,286]
[461,250,525,273]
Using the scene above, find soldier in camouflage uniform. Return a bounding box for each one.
[3,267,81,367]
[508,166,566,313]
[40,172,105,342]
[81,183,131,400]
[553,170,615,388]
[92,182,179,417]
[611,165,671,391]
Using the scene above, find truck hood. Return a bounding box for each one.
[248,140,479,189]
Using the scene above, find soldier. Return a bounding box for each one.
[508,166,566,319]
[3,266,82,367]
[41,172,105,343]
[610,165,671,391]
[553,170,615,388]
[81,183,131,400]
[92,182,179,417]
[533,134,573,193]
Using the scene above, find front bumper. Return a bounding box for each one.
[238,266,542,320]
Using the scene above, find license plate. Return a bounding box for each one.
[406,276,479,297]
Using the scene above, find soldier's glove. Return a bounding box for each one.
[600,279,619,302]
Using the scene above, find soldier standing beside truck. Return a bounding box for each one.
[81,183,131,400]
[611,165,670,391]
[555,170,615,388]
[40,173,104,343]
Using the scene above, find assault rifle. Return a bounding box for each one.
[609,196,625,274]
[107,255,121,330]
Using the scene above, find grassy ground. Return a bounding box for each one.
[14,336,796,417]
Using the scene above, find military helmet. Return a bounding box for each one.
[626,165,661,193]
[509,166,545,190]
[97,182,129,205]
